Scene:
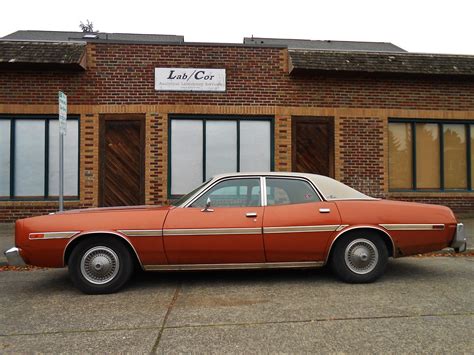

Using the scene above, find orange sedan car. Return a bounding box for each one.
[5,172,467,294]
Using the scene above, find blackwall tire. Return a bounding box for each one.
[330,231,388,283]
[68,237,133,294]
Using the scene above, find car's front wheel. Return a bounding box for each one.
[68,237,133,294]
[330,232,388,283]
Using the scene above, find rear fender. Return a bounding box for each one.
[325,225,396,263]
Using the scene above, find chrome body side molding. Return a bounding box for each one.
[379,224,445,231]
[117,229,163,237]
[143,261,324,271]
[263,225,340,234]
[163,225,344,236]
[163,228,262,236]
[29,231,80,240]
[336,225,349,231]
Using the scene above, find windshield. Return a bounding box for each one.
[171,179,212,206]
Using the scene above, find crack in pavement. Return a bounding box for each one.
[0,325,163,337]
[151,283,182,354]
[1,311,472,338]
[160,311,474,330]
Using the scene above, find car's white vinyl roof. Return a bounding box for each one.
[211,172,375,201]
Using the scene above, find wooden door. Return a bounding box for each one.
[100,115,145,207]
[292,117,334,177]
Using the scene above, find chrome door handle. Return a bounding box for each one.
[246,212,257,217]
[319,208,331,213]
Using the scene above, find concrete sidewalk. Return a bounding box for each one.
[0,257,473,352]
[1,217,473,265]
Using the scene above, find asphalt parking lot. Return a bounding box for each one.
[1,219,473,353]
[0,256,473,353]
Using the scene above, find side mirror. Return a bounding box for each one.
[201,197,215,212]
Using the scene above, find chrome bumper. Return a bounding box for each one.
[4,247,26,266]
[450,223,467,253]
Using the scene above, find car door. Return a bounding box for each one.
[263,177,341,262]
[163,177,265,264]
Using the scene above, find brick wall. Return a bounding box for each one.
[336,115,474,212]
[2,43,474,110]
[0,202,82,223]
[80,113,100,208]
[274,115,292,172]
[145,112,168,205]
[339,116,385,197]
[1,42,474,221]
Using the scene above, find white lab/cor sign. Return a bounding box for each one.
[155,68,226,92]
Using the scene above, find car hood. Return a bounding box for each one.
[17,204,174,236]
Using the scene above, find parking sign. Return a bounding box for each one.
[58,91,67,135]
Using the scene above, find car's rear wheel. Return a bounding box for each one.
[330,231,388,283]
[68,237,133,294]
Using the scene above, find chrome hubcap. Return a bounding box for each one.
[80,246,120,285]
[344,239,379,275]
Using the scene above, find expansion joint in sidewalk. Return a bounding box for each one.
[151,282,182,353]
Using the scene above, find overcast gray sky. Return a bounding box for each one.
[2,0,473,54]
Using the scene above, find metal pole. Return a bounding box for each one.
[59,131,64,212]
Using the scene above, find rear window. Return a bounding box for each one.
[309,175,375,200]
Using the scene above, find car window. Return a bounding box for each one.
[172,179,212,206]
[190,178,261,208]
[266,178,320,206]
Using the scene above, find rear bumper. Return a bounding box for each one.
[4,247,26,266]
[450,223,467,253]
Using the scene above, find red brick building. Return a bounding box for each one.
[0,31,473,221]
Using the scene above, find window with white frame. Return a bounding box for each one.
[170,116,272,196]
[0,116,79,199]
